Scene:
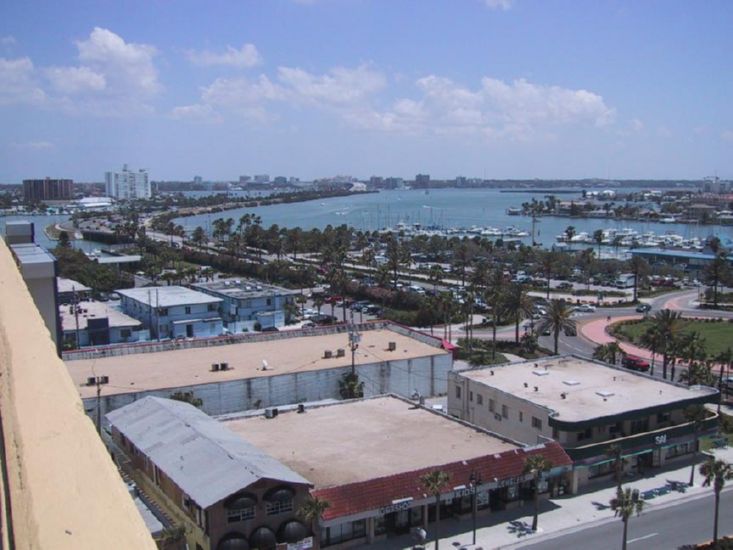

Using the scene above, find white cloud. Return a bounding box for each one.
[277,64,386,105]
[187,44,262,68]
[484,0,513,10]
[721,130,733,142]
[0,57,46,105]
[355,75,615,139]
[170,103,222,123]
[45,66,106,94]
[1,36,16,46]
[76,27,160,97]
[630,118,644,132]
[11,140,55,150]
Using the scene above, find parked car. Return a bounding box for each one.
[635,303,652,313]
[622,355,650,372]
[310,314,338,325]
[574,304,596,313]
[557,282,574,291]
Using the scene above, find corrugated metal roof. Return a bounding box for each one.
[106,397,311,508]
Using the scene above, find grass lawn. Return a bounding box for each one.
[614,319,733,357]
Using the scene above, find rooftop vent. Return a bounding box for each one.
[220,362,229,371]
[336,348,345,358]
[211,363,220,371]
[323,350,333,359]
[264,408,279,419]
[297,404,306,414]
[533,370,550,376]
[563,380,580,386]
[261,360,269,371]
[387,341,397,351]
[560,392,567,399]
[523,382,528,388]
[596,390,615,398]
[534,386,539,392]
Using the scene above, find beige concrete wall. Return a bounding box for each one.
[447,372,553,445]
[0,239,157,550]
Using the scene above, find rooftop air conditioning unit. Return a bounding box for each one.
[264,408,279,419]
[324,350,333,359]
[388,341,397,351]
[87,377,96,386]
[211,363,220,371]
[220,362,229,371]
[336,348,345,357]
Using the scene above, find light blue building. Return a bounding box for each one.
[117,286,223,340]
[191,279,298,332]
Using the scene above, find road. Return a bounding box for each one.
[518,489,733,550]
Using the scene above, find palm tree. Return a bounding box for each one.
[683,405,709,487]
[593,342,624,366]
[537,299,576,354]
[503,283,534,344]
[606,444,625,493]
[539,251,555,300]
[593,229,604,258]
[650,309,682,379]
[628,256,649,304]
[420,470,450,550]
[699,456,733,547]
[639,326,662,376]
[703,253,730,308]
[610,487,645,550]
[523,454,553,531]
[485,269,506,359]
[297,496,330,549]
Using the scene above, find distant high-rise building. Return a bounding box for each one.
[239,175,251,184]
[415,174,430,184]
[254,174,270,184]
[105,165,151,200]
[193,175,203,185]
[22,178,73,203]
[273,176,287,185]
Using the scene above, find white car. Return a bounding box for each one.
[574,304,596,313]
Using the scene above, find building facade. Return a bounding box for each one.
[105,164,151,200]
[108,397,314,550]
[191,278,298,332]
[66,322,454,419]
[22,177,74,202]
[117,286,223,340]
[60,300,149,348]
[448,356,719,492]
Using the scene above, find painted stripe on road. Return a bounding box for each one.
[628,533,658,544]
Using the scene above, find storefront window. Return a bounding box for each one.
[666,442,691,459]
[374,515,386,536]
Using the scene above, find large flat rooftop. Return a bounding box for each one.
[459,356,717,422]
[192,278,298,299]
[117,286,222,307]
[66,327,448,398]
[224,396,518,488]
[60,300,141,331]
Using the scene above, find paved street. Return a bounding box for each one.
[517,490,733,550]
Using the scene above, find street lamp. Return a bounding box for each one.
[469,471,482,545]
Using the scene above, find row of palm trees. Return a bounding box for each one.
[633,309,729,387]
[284,440,733,550]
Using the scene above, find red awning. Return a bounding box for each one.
[442,340,458,351]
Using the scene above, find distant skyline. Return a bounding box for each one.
[1,0,732,182]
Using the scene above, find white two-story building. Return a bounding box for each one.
[117,286,223,340]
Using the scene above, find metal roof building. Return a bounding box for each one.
[106,396,310,509]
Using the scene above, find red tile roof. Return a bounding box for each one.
[313,441,571,520]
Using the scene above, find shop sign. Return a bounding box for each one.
[654,434,667,446]
[379,497,413,515]
[288,537,313,550]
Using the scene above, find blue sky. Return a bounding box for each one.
[1,0,732,182]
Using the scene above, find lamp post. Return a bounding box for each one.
[469,471,481,545]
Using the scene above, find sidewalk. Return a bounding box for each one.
[379,459,724,550]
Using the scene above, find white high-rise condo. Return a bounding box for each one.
[105,164,151,200]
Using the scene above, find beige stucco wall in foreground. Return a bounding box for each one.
[0,239,156,549]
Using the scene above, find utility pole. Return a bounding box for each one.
[348,321,360,376]
[73,286,80,349]
[92,375,109,435]
[469,471,482,545]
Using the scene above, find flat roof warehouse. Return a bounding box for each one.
[458,356,717,423]
[65,325,448,399]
